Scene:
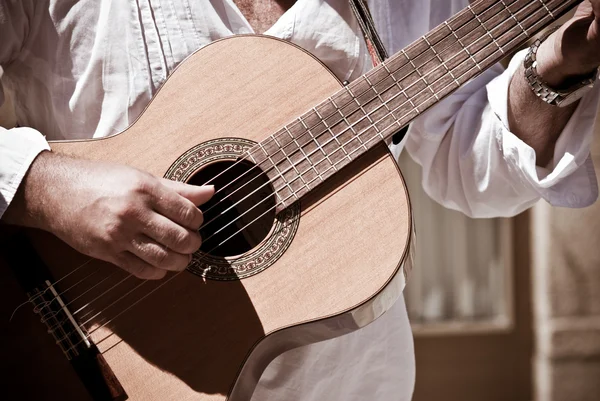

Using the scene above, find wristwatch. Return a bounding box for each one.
[524,27,598,108]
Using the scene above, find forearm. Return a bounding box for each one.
[507,4,600,167]
[507,63,577,167]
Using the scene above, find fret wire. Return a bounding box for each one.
[467,5,505,55]
[49,8,570,341]
[261,0,555,202]
[364,75,392,114]
[345,83,373,123]
[535,0,555,19]
[344,85,383,141]
[225,0,565,227]
[400,48,438,98]
[298,117,338,172]
[283,125,313,159]
[246,152,258,164]
[258,142,298,201]
[382,62,419,112]
[313,106,352,162]
[295,0,545,165]
[266,0,504,170]
[443,21,481,71]
[271,133,309,191]
[293,117,327,161]
[283,126,324,183]
[363,75,404,138]
[329,96,368,152]
[290,174,311,195]
[498,0,530,38]
[270,1,572,205]
[422,35,462,89]
[271,129,296,153]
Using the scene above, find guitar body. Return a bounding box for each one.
[1,36,412,401]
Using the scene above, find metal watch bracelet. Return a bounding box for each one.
[524,26,597,107]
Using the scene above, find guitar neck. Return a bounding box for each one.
[246,0,581,211]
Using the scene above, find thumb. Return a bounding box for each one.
[161,178,215,206]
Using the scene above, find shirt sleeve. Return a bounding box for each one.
[400,49,599,218]
[0,1,50,219]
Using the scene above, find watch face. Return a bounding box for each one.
[558,84,594,107]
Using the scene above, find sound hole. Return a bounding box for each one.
[188,160,276,257]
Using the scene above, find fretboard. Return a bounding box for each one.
[247,0,581,211]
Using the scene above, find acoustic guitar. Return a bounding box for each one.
[0,0,580,400]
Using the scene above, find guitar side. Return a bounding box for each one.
[1,36,412,401]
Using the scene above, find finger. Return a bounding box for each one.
[129,234,191,272]
[143,212,203,254]
[113,251,167,280]
[152,182,205,230]
[161,179,215,206]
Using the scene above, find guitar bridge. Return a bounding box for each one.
[29,280,91,360]
[4,232,127,401]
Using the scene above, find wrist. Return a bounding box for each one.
[535,24,600,89]
[3,151,57,231]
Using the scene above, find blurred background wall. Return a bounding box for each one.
[403,102,600,401]
[403,11,600,401]
[532,113,600,401]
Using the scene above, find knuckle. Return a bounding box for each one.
[130,172,155,196]
[179,204,198,226]
[116,203,139,221]
[104,221,125,244]
[171,229,192,250]
[150,245,169,267]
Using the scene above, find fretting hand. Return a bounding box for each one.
[535,0,600,88]
[3,151,214,279]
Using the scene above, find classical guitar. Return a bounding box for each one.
[0,0,580,400]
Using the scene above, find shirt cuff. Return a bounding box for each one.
[486,48,600,208]
[0,127,51,218]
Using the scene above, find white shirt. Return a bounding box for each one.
[0,1,598,400]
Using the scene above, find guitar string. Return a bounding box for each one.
[192,0,563,257]
[26,0,501,314]
[20,8,463,311]
[63,2,560,350]
[51,0,568,342]
[190,0,510,219]
[71,0,554,348]
[38,265,103,322]
[54,0,559,349]
[49,0,517,322]
[45,0,556,339]
[43,273,132,327]
[179,0,546,247]
[41,0,549,332]
[182,0,537,234]
[10,258,94,322]
[193,0,556,252]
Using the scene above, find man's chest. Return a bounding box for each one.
[232,0,297,33]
